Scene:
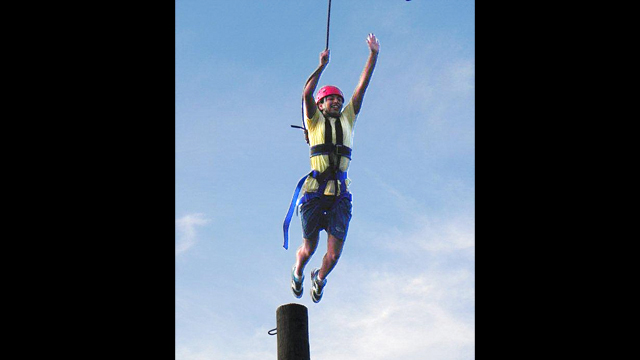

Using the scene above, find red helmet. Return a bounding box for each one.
[315,85,344,104]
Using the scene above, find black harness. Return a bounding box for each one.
[306,117,352,199]
[282,116,353,249]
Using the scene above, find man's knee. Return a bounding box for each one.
[326,250,341,264]
[299,237,319,256]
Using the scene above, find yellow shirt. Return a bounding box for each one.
[302,101,357,195]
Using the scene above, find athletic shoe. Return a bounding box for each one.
[310,268,327,303]
[291,266,304,299]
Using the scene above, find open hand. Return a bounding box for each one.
[367,33,380,54]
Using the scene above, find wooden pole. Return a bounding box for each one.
[276,303,310,360]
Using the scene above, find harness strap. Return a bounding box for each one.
[324,117,332,147]
[325,118,343,196]
[282,173,312,250]
[335,117,343,146]
[310,144,352,159]
[311,167,347,196]
[298,191,352,212]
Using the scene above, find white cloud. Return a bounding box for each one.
[304,191,475,359]
[405,215,475,253]
[300,207,475,360]
[311,265,474,360]
[175,213,210,255]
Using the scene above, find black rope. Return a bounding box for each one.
[293,0,333,144]
[268,328,277,336]
[325,0,332,50]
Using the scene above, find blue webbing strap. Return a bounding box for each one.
[283,172,312,250]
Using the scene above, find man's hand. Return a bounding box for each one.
[366,33,380,54]
[352,34,379,115]
[319,49,330,67]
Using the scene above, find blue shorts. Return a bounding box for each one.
[300,194,352,241]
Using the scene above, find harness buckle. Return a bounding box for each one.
[334,144,352,159]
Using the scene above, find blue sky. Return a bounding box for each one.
[175,1,474,359]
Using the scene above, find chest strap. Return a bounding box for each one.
[309,143,352,159]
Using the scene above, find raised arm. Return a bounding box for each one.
[352,33,380,115]
[304,49,330,119]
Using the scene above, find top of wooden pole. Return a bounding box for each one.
[276,303,310,360]
[277,303,307,311]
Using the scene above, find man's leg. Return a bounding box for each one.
[318,233,344,280]
[295,235,319,278]
[310,233,344,303]
[318,195,351,280]
[310,196,351,302]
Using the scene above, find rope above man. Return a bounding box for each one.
[283,33,380,303]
